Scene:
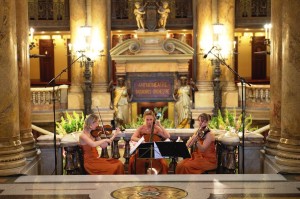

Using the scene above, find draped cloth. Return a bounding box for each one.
[81,145,124,175]
[175,86,191,128]
[175,140,217,174]
[113,86,129,124]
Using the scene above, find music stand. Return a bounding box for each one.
[135,142,157,174]
[137,141,191,174]
[156,141,191,174]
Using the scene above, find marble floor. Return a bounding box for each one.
[0,174,300,199]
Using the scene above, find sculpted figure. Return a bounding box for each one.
[173,76,198,128]
[134,2,146,30]
[107,77,131,127]
[157,1,170,30]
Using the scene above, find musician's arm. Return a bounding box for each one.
[131,127,142,142]
[156,121,170,139]
[110,127,121,141]
[186,133,197,147]
[196,132,215,152]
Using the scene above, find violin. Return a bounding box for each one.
[198,126,210,140]
[186,125,210,148]
[90,125,113,138]
[90,106,114,138]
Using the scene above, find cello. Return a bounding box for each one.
[131,120,168,175]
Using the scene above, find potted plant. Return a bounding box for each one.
[208,109,257,137]
[56,111,85,135]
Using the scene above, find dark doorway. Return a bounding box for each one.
[138,102,168,118]
[252,36,266,80]
[39,39,54,82]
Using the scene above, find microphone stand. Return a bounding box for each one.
[209,50,251,174]
[47,54,85,175]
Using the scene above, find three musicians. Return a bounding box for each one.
[80,112,216,175]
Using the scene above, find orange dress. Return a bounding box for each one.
[81,145,124,175]
[175,140,217,174]
[128,132,169,174]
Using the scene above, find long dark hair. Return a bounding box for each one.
[198,113,211,122]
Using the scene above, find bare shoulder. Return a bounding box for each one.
[154,125,162,133]
[206,131,215,141]
[79,133,87,144]
[137,125,146,131]
[134,125,144,135]
[79,132,92,142]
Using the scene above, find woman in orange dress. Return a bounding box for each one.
[129,109,170,174]
[176,113,217,174]
[79,114,124,175]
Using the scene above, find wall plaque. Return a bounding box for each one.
[130,73,174,102]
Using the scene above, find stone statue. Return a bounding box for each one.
[107,77,132,128]
[157,1,170,30]
[134,2,147,31]
[173,76,198,128]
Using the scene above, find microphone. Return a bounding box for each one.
[203,46,215,58]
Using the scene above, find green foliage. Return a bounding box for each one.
[56,111,85,135]
[124,114,144,129]
[124,106,174,129]
[208,109,257,133]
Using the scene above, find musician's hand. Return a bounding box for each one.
[100,139,111,148]
[200,121,208,128]
[191,134,198,140]
[155,119,161,126]
[114,127,121,136]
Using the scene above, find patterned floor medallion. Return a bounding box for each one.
[111,185,188,199]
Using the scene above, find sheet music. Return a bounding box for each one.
[154,142,163,158]
[129,136,145,155]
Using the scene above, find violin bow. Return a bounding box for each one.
[96,106,107,138]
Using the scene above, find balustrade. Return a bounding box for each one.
[237,83,270,108]
[31,85,68,111]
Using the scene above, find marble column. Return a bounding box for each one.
[194,0,214,109]
[16,0,37,158]
[218,0,236,90]
[0,0,26,176]
[275,0,300,173]
[265,0,282,156]
[217,0,238,108]
[68,0,86,110]
[91,0,111,109]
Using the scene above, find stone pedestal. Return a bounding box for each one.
[37,134,63,175]
[239,143,264,174]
